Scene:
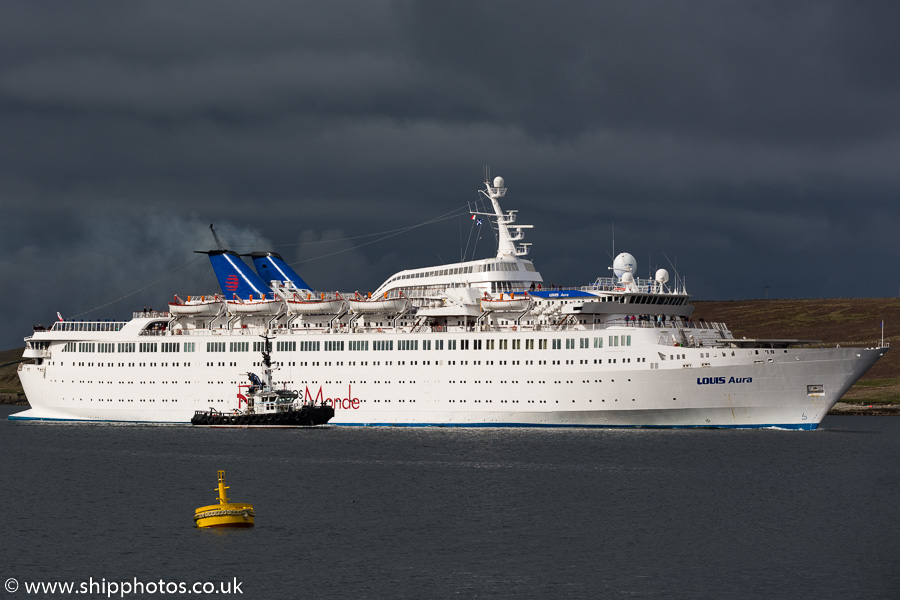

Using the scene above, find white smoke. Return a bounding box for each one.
[0,213,270,350]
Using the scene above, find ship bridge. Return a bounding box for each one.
[370,175,543,308]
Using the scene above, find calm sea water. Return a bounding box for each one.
[3,407,899,600]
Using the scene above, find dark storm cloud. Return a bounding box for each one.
[401,2,900,144]
[1,1,899,349]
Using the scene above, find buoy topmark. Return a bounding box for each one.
[194,470,255,528]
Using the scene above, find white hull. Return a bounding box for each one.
[13,328,885,429]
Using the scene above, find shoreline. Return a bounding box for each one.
[0,394,27,406]
[2,396,898,416]
[828,402,900,416]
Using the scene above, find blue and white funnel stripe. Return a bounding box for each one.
[205,250,272,300]
[250,252,311,291]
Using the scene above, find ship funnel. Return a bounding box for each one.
[198,250,272,300]
[250,252,312,292]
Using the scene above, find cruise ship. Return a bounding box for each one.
[12,175,887,429]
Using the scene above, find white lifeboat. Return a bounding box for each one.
[226,295,284,315]
[168,295,225,317]
[348,292,410,315]
[481,292,532,313]
[286,292,347,315]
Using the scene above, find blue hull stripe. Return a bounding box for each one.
[332,422,819,430]
[7,415,818,430]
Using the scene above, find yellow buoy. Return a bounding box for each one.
[194,470,255,528]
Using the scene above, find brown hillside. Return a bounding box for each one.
[694,298,899,402]
[0,347,25,397]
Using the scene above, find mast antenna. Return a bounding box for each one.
[611,222,615,260]
[663,253,681,293]
[209,224,226,251]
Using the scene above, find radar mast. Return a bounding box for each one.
[474,172,533,258]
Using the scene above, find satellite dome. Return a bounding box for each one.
[621,272,634,284]
[613,252,637,280]
[493,176,505,188]
[655,269,669,284]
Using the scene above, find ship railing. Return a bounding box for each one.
[606,318,728,331]
[670,320,729,332]
[51,321,129,332]
[657,333,676,346]
[171,328,211,336]
[153,320,734,337]
[578,277,661,293]
[132,311,171,319]
[289,291,345,302]
[604,318,659,328]
[138,329,169,336]
[172,328,269,336]
[344,289,407,301]
[601,318,712,329]
[655,332,730,348]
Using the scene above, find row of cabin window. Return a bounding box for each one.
[61,336,633,355]
[388,261,524,284]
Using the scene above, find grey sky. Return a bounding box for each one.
[1,1,898,350]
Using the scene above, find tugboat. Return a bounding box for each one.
[191,333,334,427]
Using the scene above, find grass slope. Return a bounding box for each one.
[0,347,25,395]
[694,298,899,403]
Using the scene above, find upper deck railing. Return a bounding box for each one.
[49,321,128,333]
[132,311,171,319]
[164,319,730,337]
[44,311,170,333]
[579,276,680,294]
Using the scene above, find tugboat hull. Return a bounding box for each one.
[191,405,334,427]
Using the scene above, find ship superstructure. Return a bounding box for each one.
[13,175,887,429]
